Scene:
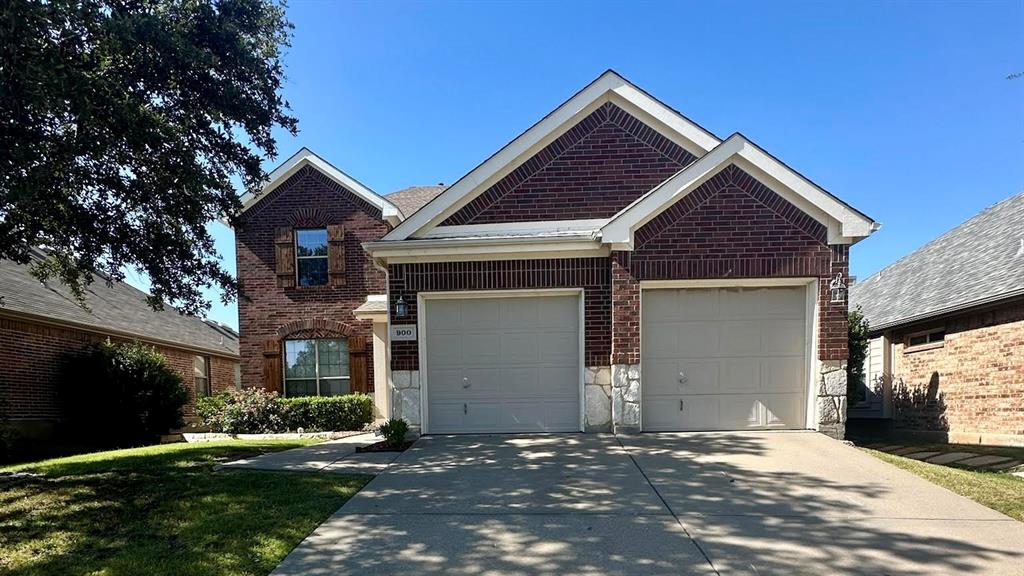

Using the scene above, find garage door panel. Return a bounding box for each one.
[642,287,808,432]
[720,359,761,393]
[761,319,804,355]
[426,294,580,433]
[719,321,761,356]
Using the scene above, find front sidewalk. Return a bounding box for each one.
[217,432,399,474]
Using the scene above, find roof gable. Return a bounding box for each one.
[383,70,721,241]
[237,148,400,226]
[441,102,696,225]
[601,134,878,248]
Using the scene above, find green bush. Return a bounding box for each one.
[195,389,372,433]
[378,418,409,449]
[280,395,373,432]
[60,340,189,448]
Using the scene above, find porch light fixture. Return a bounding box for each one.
[829,273,847,304]
[395,295,409,319]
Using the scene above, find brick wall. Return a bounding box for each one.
[611,164,849,364]
[388,258,611,370]
[890,300,1024,438]
[442,102,696,225]
[0,315,238,422]
[235,165,389,393]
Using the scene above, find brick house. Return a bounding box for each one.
[849,192,1024,446]
[353,70,877,438]
[0,249,239,439]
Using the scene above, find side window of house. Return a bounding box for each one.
[295,228,328,286]
[194,355,211,397]
[906,328,945,350]
[283,339,350,397]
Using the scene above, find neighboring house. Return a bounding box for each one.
[849,193,1024,446]
[235,71,875,438]
[0,249,240,438]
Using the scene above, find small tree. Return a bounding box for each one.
[61,340,189,448]
[848,306,870,402]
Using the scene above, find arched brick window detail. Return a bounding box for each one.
[264,319,369,394]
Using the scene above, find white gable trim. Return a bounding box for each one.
[600,134,878,248]
[383,70,721,241]
[236,148,401,226]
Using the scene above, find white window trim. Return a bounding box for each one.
[283,338,351,397]
[415,288,586,434]
[903,327,946,353]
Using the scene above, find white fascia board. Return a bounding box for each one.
[601,134,877,248]
[235,147,400,224]
[420,219,608,239]
[383,71,721,242]
[364,236,608,263]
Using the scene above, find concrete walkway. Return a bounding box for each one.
[217,432,399,474]
[864,443,1023,473]
[270,432,1024,575]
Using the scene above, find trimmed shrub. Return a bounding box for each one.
[60,340,189,448]
[280,395,373,432]
[378,418,409,449]
[195,390,372,433]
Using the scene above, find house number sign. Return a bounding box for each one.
[390,325,417,341]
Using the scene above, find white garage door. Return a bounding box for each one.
[642,286,808,431]
[424,294,581,433]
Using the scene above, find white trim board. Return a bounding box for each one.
[602,134,878,248]
[384,70,721,242]
[416,288,586,434]
[235,148,401,226]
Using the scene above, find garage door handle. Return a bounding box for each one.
[678,372,687,384]
[462,377,471,389]
[463,403,468,415]
[679,399,684,411]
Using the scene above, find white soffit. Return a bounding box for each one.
[601,134,878,248]
[236,147,401,225]
[383,70,722,242]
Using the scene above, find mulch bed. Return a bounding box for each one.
[355,440,415,453]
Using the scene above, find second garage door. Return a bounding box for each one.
[424,294,581,433]
[642,286,809,431]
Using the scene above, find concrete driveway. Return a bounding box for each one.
[272,432,1024,575]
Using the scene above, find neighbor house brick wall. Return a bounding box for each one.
[0,315,237,422]
[610,164,849,364]
[889,300,1024,438]
[235,165,389,393]
[441,102,697,225]
[388,258,612,370]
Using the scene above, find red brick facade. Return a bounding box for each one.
[441,102,697,225]
[0,315,237,424]
[890,300,1024,439]
[235,164,389,393]
[610,164,849,364]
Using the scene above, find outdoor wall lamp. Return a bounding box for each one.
[829,273,847,304]
[395,295,409,318]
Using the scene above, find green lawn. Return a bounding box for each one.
[0,440,370,576]
[863,448,1024,521]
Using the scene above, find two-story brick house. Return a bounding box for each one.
[238,71,876,438]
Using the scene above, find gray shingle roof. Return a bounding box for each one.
[850,192,1024,330]
[0,250,239,356]
[386,185,446,218]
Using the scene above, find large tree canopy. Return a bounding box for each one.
[0,0,297,315]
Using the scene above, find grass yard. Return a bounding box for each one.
[0,440,369,576]
[863,448,1024,521]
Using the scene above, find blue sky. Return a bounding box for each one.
[134,0,1022,328]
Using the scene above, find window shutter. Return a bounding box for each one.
[348,335,369,394]
[274,227,295,288]
[262,339,282,394]
[327,224,346,287]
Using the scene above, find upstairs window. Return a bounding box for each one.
[284,339,350,397]
[295,228,328,286]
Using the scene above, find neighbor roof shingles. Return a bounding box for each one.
[850,192,1024,330]
[386,185,446,218]
[0,251,239,356]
